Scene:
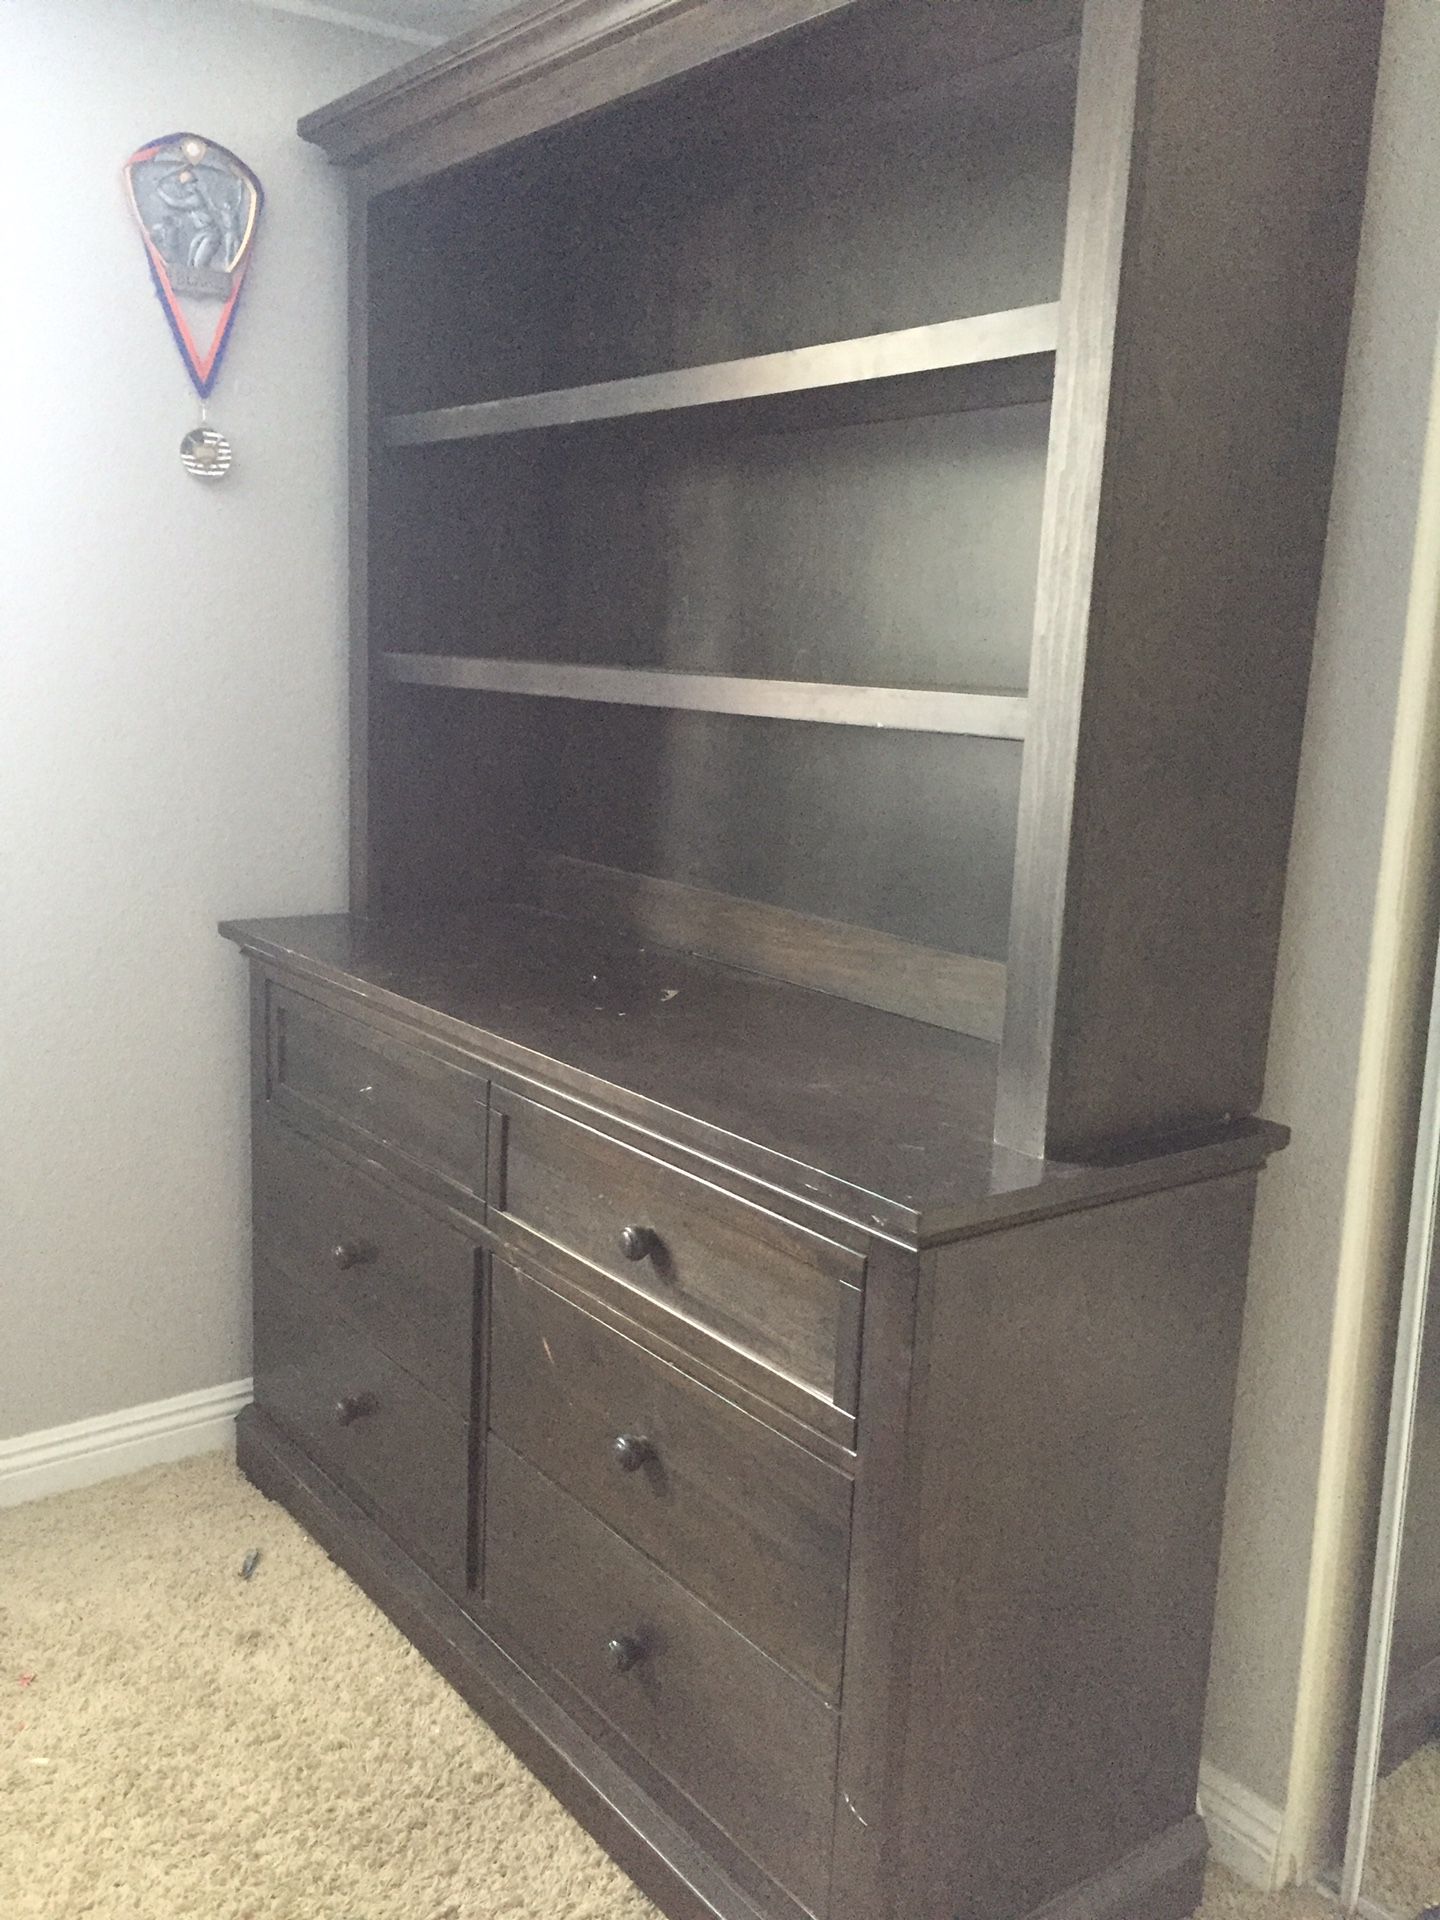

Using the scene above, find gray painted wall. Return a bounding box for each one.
[1203,0,1440,1869]
[0,0,393,1440]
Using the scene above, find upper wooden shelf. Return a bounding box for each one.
[383,653,1028,739]
[382,304,1060,447]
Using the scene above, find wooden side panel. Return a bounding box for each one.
[887,1174,1258,1920]
[829,1238,926,1920]
[995,0,1141,1157]
[347,183,371,910]
[999,0,1383,1158]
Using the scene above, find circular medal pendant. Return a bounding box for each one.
[180,425,233,480]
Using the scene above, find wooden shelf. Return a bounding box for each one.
[382,654,1028,740]
[383,304,1059,447]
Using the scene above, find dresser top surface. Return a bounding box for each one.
[221,911,1283,1241]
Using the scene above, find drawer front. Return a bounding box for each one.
[489,1259,850,1699]
[485,1439,838,1915]
[267,982,485,1196]
[254,1119,478,1414]
[254,1270,471,1593]
[493,1090,863,1411]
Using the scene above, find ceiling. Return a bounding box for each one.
[255,0,517,50]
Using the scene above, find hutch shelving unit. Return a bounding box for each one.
[222,5,1383,1918]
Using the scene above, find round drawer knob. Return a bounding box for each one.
[333,1393,373,1427]
[604,1633,646,1674]
[618,1225,658,1263]
[611,1433,654,1474]
[332,1238,372,1272]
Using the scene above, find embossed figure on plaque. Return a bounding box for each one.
[136,138,251,294]
[123,132,263,475]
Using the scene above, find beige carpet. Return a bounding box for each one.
[0,1453,1399,1918]
[0,1454,653,1919]
[1367,1742,1440,1917]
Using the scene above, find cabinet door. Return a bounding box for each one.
[254,1118,479,1414]
[254,1267,473,1596]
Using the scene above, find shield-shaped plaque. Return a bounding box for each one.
[123,133,263,400]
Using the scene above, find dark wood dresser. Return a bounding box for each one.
[223,5,1383,1918]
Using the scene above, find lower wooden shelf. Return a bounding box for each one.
[382,304,1060,446]
[381,654,1028,739]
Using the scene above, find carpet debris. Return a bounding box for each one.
[1,1454,660,1920]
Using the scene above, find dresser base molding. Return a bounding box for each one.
[235,1405,777,1920]
[237,1404,1216,1920]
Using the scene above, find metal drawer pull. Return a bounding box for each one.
[333,1393,376,1426]
[611,1433,654,1473]
[618,1225,658,1262]
[604,1633,646,1673]
[332,1238,375,1271]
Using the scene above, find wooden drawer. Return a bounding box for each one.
[266,981,485,1197]
[254,1119,478,1414]
[491,1089,864,1413]
[254,1270,471,1593]
[485,1438,838,1915]
[489,1259,850,1699]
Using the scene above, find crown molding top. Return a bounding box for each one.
[295,0,860,182]
[295,0,1083,197]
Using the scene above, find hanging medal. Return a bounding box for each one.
[123,133,263,479]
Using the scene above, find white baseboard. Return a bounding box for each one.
[0,1379,253,1510]
[1198,1760,1289,1891]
